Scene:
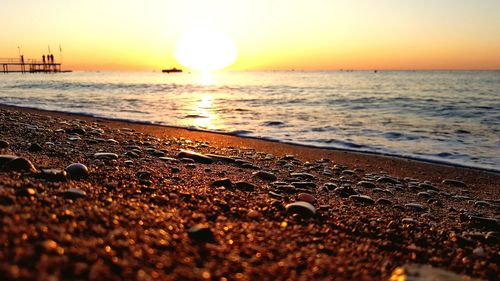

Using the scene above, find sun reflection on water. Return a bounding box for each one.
[191,94,218,129]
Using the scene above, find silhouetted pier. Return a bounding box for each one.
[1,57,68,73]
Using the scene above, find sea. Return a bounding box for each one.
[0,70,499,172]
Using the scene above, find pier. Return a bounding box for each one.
[1,57,68,73]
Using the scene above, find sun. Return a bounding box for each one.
[174,28,237,72]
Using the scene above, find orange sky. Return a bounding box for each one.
[1,0,499,70]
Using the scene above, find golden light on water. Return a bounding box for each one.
[191,94,217,129]
[174,28,237,72]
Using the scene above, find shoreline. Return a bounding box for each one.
[0,104,499,280]
[1,103,499,178]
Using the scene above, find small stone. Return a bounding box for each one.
[28,143,43,152]
[63,188,86,199]
[41,240,64,255]
[349,195,375,205]
[290,172,316,180]
[176,150,213,164]
[253,171,277,181]
[442,179,466,188]
[5,157,37,172]
[187,224,215,243]
[212,178,233,188]
[376,198,393,205]
[65,163,89,179]
[159,156,179,163]
[357,181,376,188]
[401,218,417,224]
[334,186,358,198]
[125,151,139,158]
[16,188,36,197]
[297,193,315,204]
[404,203,426,212]
[269,191,283,198]
[93,152,118,159]
[377,177,399,184]
[417,192,432,199]
[472,247,486,258]
[470,216,500,231]
[418,183,438,191]
[234,181,255,191]
[247,210,261,219]
[285,201,316,217]
[68,128,86,135]
[152,150,165,157]
[0,154,17,166]
[474,201,490,208]
[40,169,67,182]
[0,140,9,149]
[323,183,338,191]
[291,182,316,189]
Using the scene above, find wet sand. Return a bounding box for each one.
[0,104,498,280]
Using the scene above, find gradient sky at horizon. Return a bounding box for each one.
[1,0,499,70]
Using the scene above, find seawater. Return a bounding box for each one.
[0,70,499,172]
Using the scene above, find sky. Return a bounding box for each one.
[1,0,499,71]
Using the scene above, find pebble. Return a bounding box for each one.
[472,247,486,258]
[4,157,37,172]
[253,170,277,181]
[0,154,18,166]
[376,177,399,184]
[63,188,87,199]
[234,181,256,191]
[418,183,438,191]
[0,140,9,149]
[158,156,179,163]
[28,143,43,152]
[40,169,68,182]
[93,152,118,159]
[125,151,139,158]
[376,198,393,205]
[297,193,315,204]
[152,150,165,157]
[187,224,215,243]
[334,186,358,198]
[290,172,316,180]
[16,188,36,197]
[291,182,316,189]
[469,216,500,231]
[401,218,417,225]
[176,150,213,164]
[404,203,426,212]
[323,183,338,191]
[442,179,467,188]
[269,191,283,198]
[65,163,89,179]
[474,201,491,208]
[349,195,375,205]
[247,210,261,219]
[357,181,376,188]
[417,192,431,199]
[212,178,233,188]
[285,201,316,217]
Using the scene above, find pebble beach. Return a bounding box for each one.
[0,104,499,280]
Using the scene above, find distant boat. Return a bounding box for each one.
[162,67,182,73]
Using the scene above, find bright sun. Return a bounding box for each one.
[174,29,237,72]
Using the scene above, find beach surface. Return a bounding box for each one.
[0,104,498,280]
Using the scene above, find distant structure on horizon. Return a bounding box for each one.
[162,67,183,73]
[1,48,71,73]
